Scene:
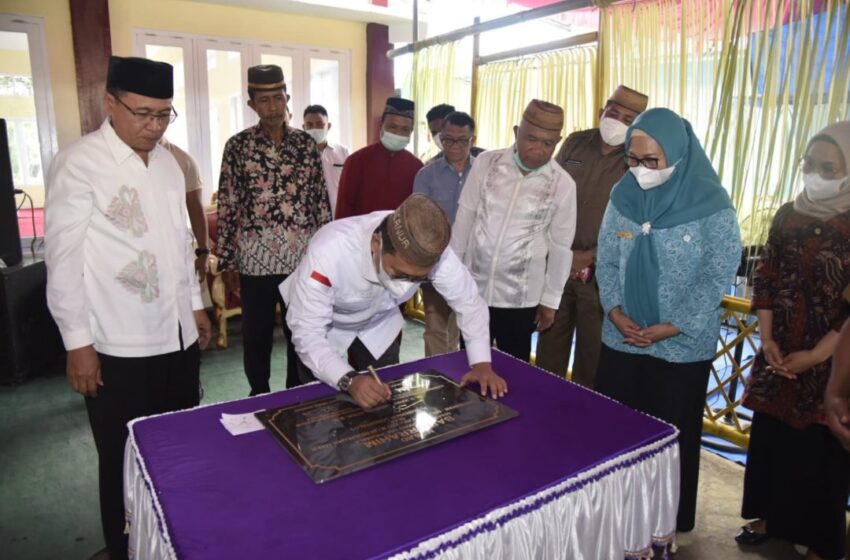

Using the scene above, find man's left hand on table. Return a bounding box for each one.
[461,362,508,399]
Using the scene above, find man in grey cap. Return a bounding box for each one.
[280,194,506,408]
[45,55,211,560]
[217,64,332,395]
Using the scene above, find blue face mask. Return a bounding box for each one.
[513,150,544,173]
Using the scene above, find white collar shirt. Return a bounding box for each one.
[45,120,203,357]
[319,142,349,216]
[280,211,491,388]
[451,146,577,309]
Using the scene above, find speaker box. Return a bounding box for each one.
[0,119,23,268]
[0,261,65,383]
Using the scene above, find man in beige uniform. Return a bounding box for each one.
[160,137,209,276]
[535,85,648,388]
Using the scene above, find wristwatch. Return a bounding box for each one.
[336,371,358,393]
[195,248,210,257]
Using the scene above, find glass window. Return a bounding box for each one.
[309,58,341,145]
[206,49,243,190]
[144,44,189,152]
[0,31,42,189]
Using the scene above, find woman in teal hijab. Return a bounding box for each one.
[595,108,741,534]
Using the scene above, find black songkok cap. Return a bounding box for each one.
[248,65,286,93]
[383,97,415,119]
[106,56,173,99]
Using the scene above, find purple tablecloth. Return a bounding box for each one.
[127,351,677,559]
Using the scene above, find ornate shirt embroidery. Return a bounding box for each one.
[106,185,148,238]
[116,250,160,303]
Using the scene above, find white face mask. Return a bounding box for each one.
[803,172,848,201]
[305,128,328,145]
[599,117,628,146]
[432,132,444,152]
[374,241,417,300]
[380,130,411,152]
[630,164,677,190]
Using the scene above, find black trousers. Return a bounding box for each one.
[86,341,200,560]
[742,411,850,559]
[489,306,537,363]
[595,344,711,532]
[296,334,403,385]
[239,273,300,394]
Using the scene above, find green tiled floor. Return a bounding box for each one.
[0,317,426,560]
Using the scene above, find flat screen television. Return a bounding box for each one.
[0,119,22,268]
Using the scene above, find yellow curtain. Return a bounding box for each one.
[706,0,850,244]
[409,40,471,160]
[474,45,598,151]
[598,0,850,244]
[597,0,725,146]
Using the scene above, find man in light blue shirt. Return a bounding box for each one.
[413,111,476,355]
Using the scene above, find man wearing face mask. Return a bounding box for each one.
[335,97,423,219]
[452,100,577,363]
[536,85,648,388]
[280,194,507,409]
[303,104,350,216]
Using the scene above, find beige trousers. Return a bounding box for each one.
[421,286,460,356]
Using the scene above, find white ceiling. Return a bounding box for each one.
[191,0,416,25]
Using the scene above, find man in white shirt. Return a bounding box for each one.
[45,56,211,560]
[451,99,577,363]
[280,193,506,409]
[302,104,349,216]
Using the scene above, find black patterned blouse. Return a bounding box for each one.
[216,124,332,276]
[744,202,850,428]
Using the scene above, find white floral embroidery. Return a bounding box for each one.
[106,185,148,238]
[641,222,652,236]
[116,251,159,302]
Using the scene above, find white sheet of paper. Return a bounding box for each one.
[220,411,265,436]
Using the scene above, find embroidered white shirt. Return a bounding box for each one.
[451,146,577,309]
[320,142,349,216]
[45,120,203,357]
[280,211,491,388]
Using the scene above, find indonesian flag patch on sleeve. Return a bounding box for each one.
[310,270,332,287]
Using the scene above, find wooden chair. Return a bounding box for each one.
[205,201,242,349]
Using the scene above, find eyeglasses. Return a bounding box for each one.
[113,95,178,125]
[801,156,844,180]
[625,155,661,169]
[441,137,472,147]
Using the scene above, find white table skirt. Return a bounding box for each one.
[125,426,679,560]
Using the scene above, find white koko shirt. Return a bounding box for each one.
[320,142,350,216]
[451,146,577,310]
[280,211,491,388]
[45,120,203,358]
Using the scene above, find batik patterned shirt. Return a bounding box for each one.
[744,203,850,428]
[217,124,332,276]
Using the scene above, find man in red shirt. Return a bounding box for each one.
[335,97,423,219]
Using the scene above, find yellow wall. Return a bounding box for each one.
[109,0,368,149]
[1,0,367,152]
[1,0,80,150]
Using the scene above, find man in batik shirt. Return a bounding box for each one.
[217,64,332,394]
